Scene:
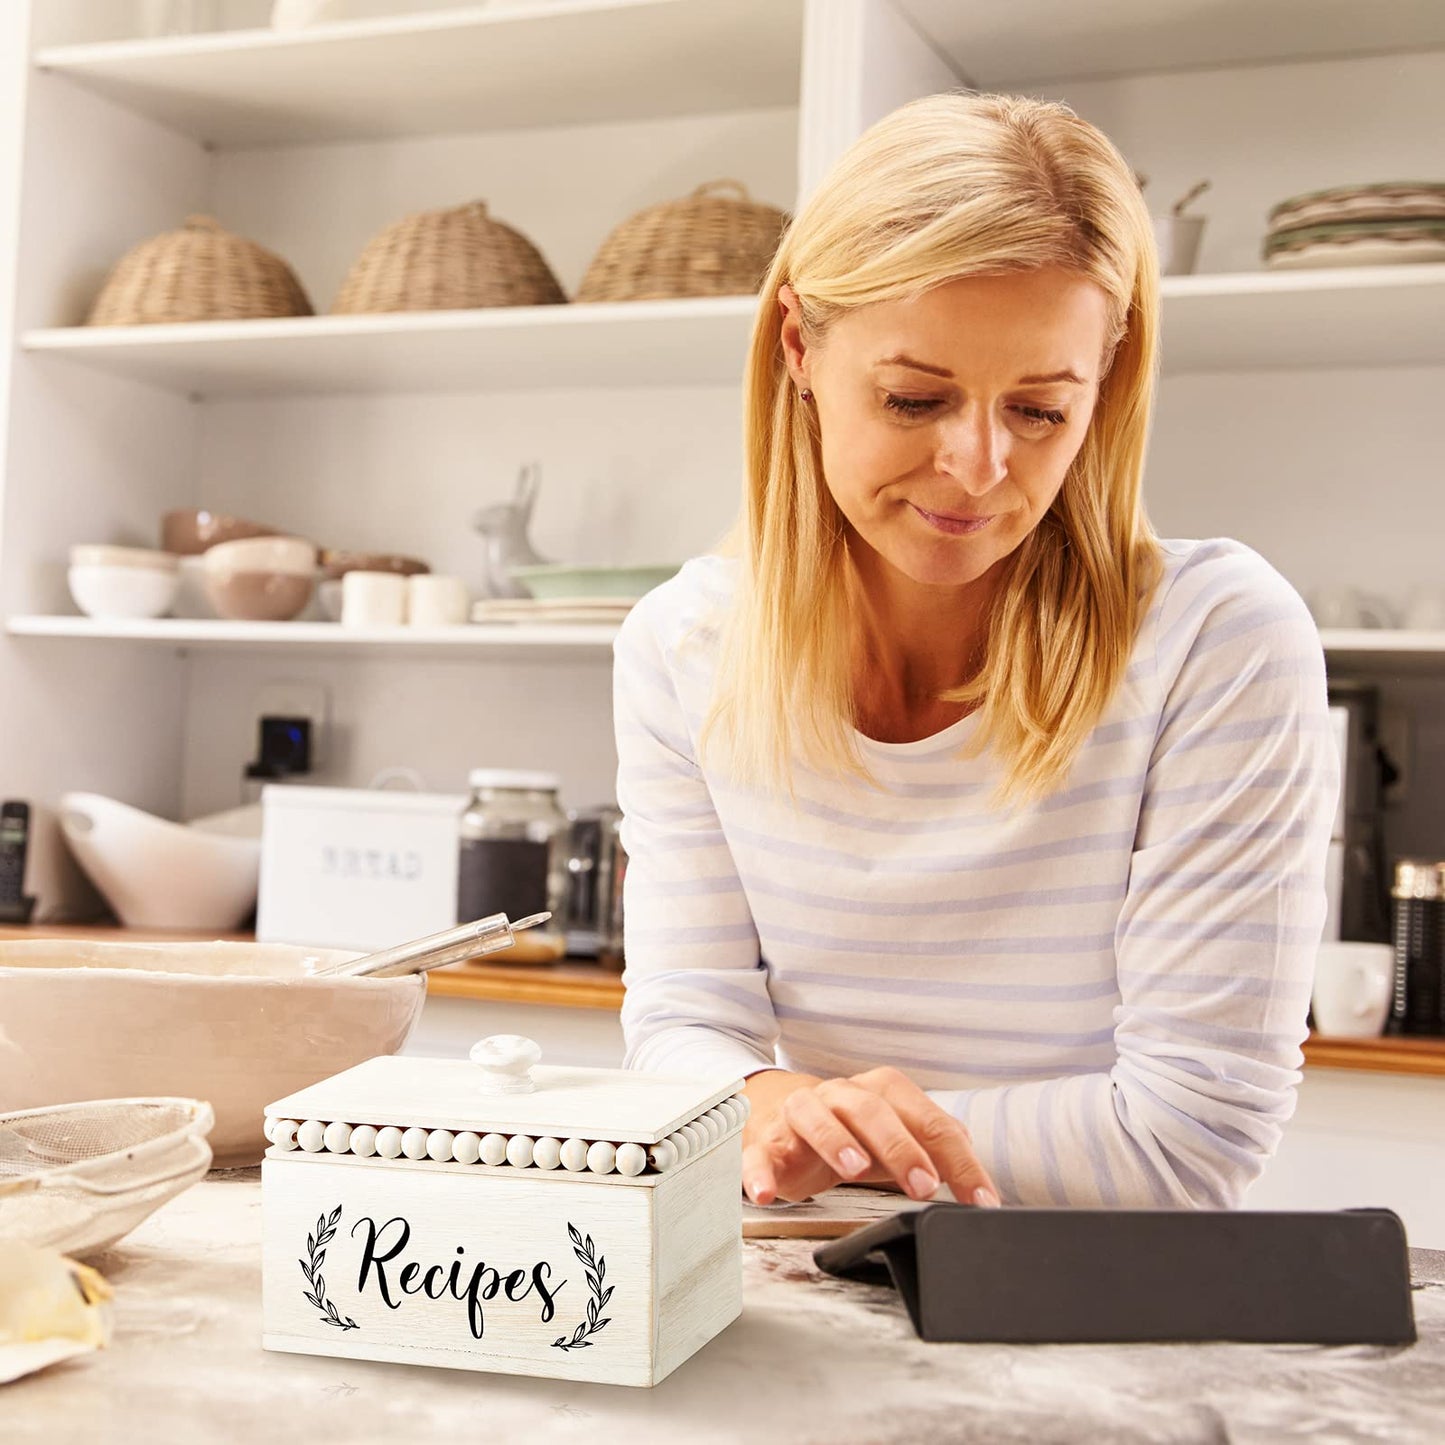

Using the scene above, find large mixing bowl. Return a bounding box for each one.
[0,940,425,1167]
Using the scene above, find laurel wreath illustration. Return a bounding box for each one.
[552,1223,613,1351]
[300,1205,359,1331]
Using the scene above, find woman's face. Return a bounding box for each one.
[780,267,1111,591]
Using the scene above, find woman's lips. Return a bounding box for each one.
[911,504,995,536]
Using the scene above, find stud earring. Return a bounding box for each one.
[800,388,813,403]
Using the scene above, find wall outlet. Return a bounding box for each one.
[254,681,330,773]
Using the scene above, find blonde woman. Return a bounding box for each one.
[612,93,1337,1211]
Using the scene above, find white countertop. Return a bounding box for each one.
[6,1171,1444,1444]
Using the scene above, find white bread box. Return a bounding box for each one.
[261,1035,748,1387]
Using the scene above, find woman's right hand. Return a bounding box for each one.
[740,1067,1001,1208]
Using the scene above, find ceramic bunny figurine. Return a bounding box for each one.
[473,462,550,599]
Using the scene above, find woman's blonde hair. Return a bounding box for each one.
[700,90,1164,807]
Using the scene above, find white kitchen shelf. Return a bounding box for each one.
[4,615,618,660]
[21,268,1445,397]
[33,0,804,148]
[895,0,1445,87]
[1158,266,1445,373]
[20,296,758,397]
[1318,629,1445,674]
[11,615,1444,671]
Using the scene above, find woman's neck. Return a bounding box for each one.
[846,541,1000,740]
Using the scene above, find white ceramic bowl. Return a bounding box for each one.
[173,554,220,619]
[0,941,424,1167]
[59,792,262,930]
[68,564,180,620]
[70,544,177,572]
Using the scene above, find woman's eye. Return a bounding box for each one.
[883,394,940,417]
[1014,405,1067,429]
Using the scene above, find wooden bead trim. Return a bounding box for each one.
[265,1093,750,1175]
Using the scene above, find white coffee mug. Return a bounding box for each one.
[1307,585,1394,630]
[1403,585,1445,632]
[1311,941,1393,1038]
[340,570,407,628]
[406,574,470,628]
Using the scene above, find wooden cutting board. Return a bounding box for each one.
[742,1183,951,1238]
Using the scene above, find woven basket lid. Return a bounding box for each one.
[576,178,790,304]
[86,214,313,327]
[331,200,567,314]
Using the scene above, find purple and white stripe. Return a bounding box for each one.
[612,538,1338,1209]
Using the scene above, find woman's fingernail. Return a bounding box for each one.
[747,1180,772,1203]
[839,1147,869,1177]
[974,1187,1001,1209]
[908,1168,939,1199]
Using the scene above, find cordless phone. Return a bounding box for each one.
[0,799,36,923]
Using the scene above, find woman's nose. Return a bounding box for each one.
[935,411,1009,493]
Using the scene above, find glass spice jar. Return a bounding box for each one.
[458,769,569,963]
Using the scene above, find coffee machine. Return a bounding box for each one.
[1326,681,1392,943]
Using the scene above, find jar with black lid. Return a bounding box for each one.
[458,769,569,963]
[1389,859,1445,1035]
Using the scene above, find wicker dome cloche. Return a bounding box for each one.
[330,200,567,313]
[85,214,313,326]
[576,178,791,303]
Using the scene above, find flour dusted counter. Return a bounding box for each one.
[6,1172,1445,1445]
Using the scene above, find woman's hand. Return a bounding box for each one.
[740,1067,1001,1208]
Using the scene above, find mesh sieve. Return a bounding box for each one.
[0,1098,213,1258]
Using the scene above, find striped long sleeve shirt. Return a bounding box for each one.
[612,537,1339,1208]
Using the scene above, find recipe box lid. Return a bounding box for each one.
[264,1043,743,1147]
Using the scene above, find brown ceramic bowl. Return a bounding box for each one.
[162,508,279,556]
[319,548,430,581]
[203,536,317,622]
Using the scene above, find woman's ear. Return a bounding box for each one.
[777,283,809,389]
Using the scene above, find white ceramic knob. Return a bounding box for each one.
[469,1034,543,1094]
[401,1126,429,1161]
[376,1126,404,1159]
[506,1134,535,1168]
[297,1119,326,1153]
[648,1138,677,1172]
[427,1129,455,1162]
[586,1140,617,1175]
[452,1131,481,1165]
[323,1120,352,1154]
[533,1137,562,1170]
[616,1142,647,1177]
[272,1119,298,1151]
[350,1124,378,1158]
[479,1133,508,1166]
[560,1137,590,1171]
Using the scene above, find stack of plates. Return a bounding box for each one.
[1264,182,1445,269]
[471,597,637,626]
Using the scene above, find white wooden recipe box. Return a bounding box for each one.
[261,1035,747,1387]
